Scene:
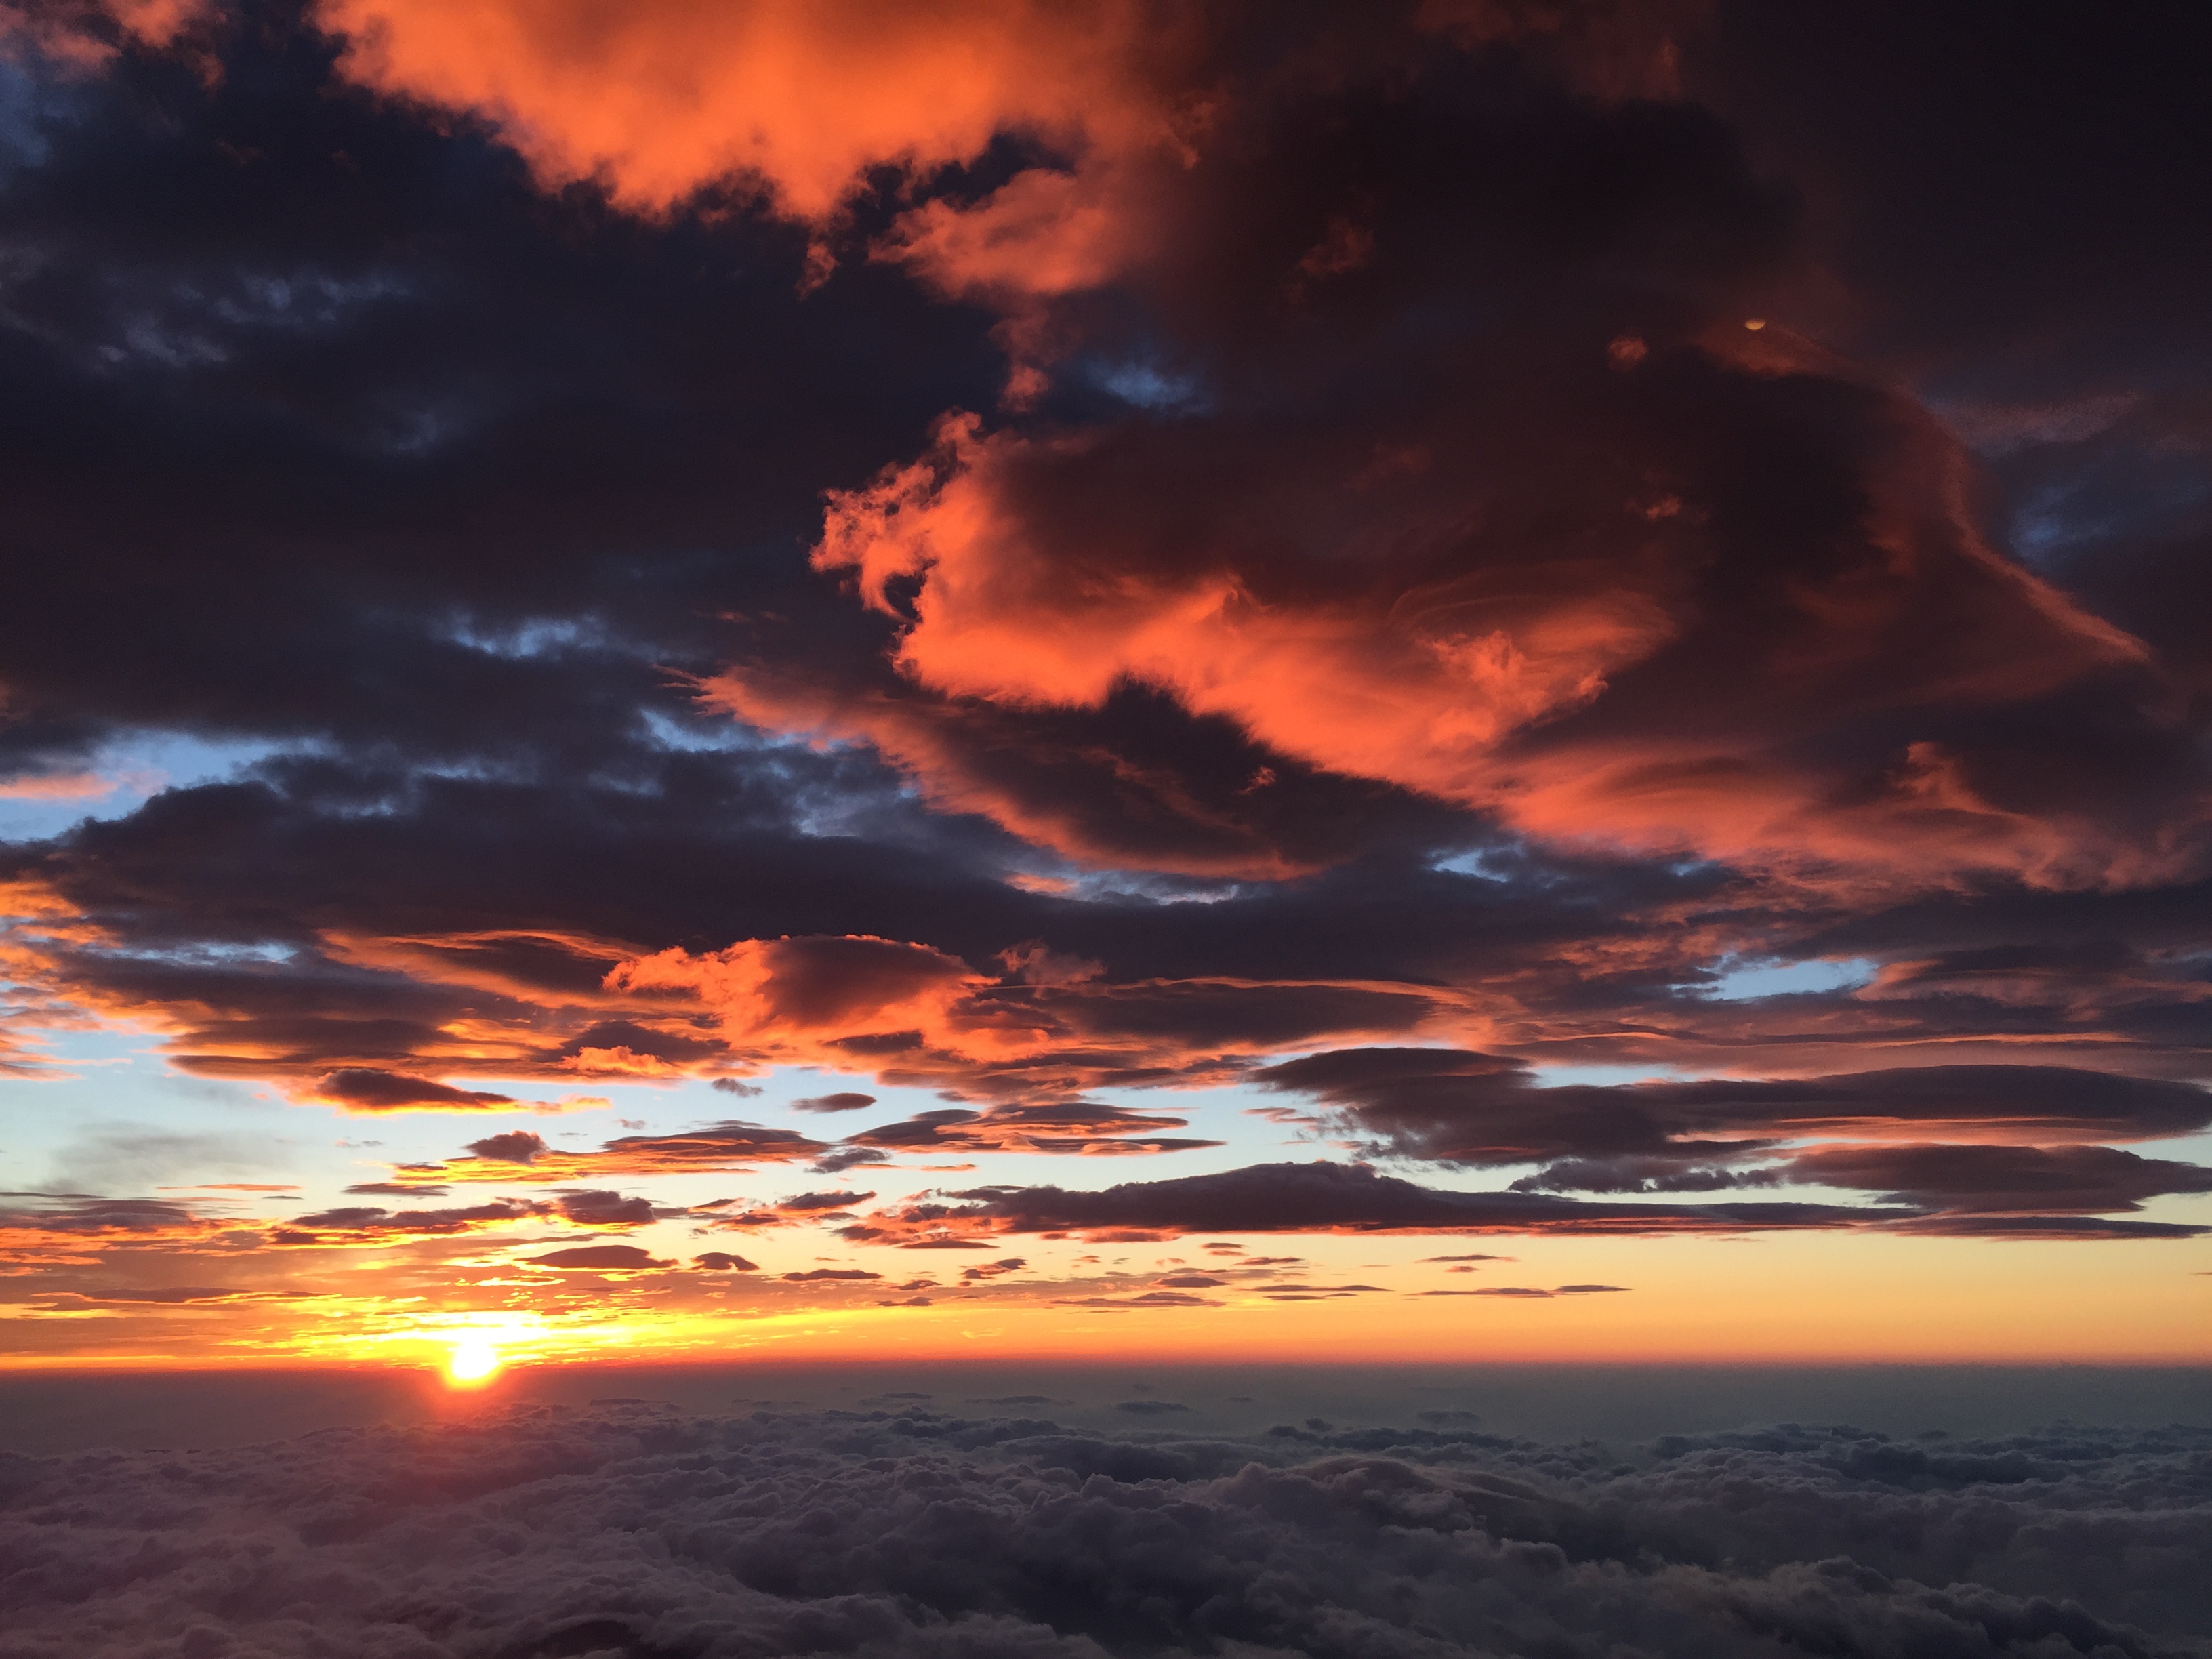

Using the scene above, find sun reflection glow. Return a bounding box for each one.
[445,1338,501,1386]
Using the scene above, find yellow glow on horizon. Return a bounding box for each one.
[445,1338,501,1386]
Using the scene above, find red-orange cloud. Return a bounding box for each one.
[312,0,1179,222]
[711,357,2184,893]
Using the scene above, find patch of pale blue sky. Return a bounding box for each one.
[1089,358,1206,412]
[1701,957,1877,1002]
[0,733,287,842]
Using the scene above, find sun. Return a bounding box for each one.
[445,1338,501,1387]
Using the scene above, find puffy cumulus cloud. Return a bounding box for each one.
[3,1404,2207,1658]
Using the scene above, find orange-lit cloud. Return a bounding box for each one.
[833,1158,2208,1249]
[312,0,1181,222]
[0,0,213,69]
[846,1101,1219,1158]
[710,364,2188,894]
[396,1122,830,1186]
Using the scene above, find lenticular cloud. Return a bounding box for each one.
[5,1404,2205,1658]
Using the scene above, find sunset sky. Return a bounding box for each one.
[3,0,2209,1380]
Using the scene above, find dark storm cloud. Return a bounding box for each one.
[5,1403,2207,1657]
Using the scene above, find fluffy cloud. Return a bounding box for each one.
[2,1403,2205,1658]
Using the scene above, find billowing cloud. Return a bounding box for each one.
[6,1404,2207,1658]
[312,0,1181,223]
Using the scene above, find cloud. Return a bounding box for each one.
[6,1404,2207,1658]
[267,1198,553,1244]
[1417,1284,1631,1298]
[397,1120,831,1185]
[844,1101,1222,1158]
[1,0,2209,1316]
[300,1067,527,1111]
[697,33,2204,895]
[520,1244,670,1271]
[312,0,1179,224]
[1780,1142,2212,1214]
[838,1160,1906,1247]
[693,1251,757,1271]
[1256,1049,2212,1164]
[789,1091,878,1113]
[696,1187,878,1231]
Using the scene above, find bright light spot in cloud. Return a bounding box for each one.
[1704,957,1877,1001]
[445,1338,501,1387]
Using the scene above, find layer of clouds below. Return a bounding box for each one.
[3,1404,2208,1659]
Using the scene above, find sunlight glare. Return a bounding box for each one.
[445,1338,501,1386]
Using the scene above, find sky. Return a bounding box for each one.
[1,0,2210,1380]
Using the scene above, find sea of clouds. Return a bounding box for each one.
[4,1401,2208,1659]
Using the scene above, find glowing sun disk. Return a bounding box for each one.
[446,1338,501,1386]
